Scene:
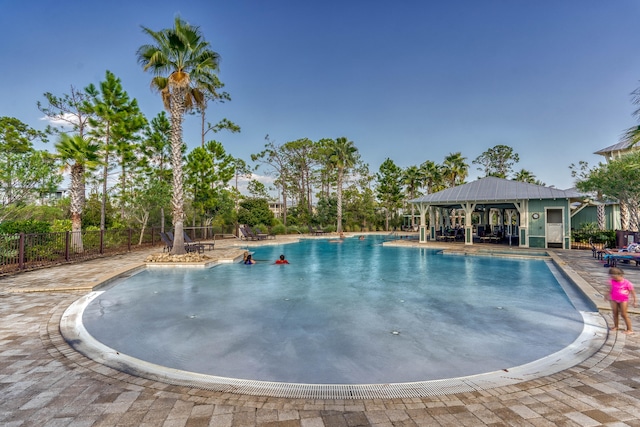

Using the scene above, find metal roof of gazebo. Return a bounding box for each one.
[409,177,583,206]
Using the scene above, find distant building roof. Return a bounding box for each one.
[409,177,583,205]
[594,135,639,156]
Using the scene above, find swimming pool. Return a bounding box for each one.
[71,236,603,394]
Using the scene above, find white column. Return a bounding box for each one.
[462,202,476,245]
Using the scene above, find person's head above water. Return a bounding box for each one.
[275,254,289,264]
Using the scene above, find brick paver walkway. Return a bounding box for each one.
[2,237,640,426]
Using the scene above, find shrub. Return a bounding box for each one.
[271,224,286,235]
[0,219,51,234]
[51,219,72,232]
[571,223,615,247]
[286,225,302,234]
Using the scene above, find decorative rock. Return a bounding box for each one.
[145,253,212,263]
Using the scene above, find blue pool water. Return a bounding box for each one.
[83,236,587,384]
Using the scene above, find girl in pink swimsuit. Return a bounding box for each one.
[608,267,637,334]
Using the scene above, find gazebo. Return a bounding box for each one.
[409,177,585,248]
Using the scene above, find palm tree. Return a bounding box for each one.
[513,168,536,183]
[621,125,640,149]
[137,17,220,255]
[402,165,423,228]
[442,152,468,187]
[420,160,444,193]
[55,133,101,252]
[326,137,359,233]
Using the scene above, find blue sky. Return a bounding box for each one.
[2,0,640,190]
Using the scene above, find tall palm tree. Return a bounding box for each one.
[137,17,220,255]
[402,165,423,227]
[442,152,468,187]
[326,137,359,233]
[55,134,101,253]
[420,160,444,194]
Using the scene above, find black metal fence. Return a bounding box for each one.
[0,225,236,275]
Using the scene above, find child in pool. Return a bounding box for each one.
[244,254,256,264]
[607,267,637,334]
[275,254,289,264]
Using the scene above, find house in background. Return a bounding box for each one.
[37,188,70,205]
[594,138,640,161]
[571,138,640,232]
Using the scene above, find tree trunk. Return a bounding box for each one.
[621,201,629,231]
[282,183,288,227]
[70,164,85,253]
[101,153,108,231]
[336,168,344,233]
[169,87,187,255]
[71,212,83,253]
[138,210,149,245]
[597,204,606,231]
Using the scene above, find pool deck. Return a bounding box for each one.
[2,235,640,426]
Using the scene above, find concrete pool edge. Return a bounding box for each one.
[60,290,609,400]
[547,251,611,312]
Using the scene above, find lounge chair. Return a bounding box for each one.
[245,226,268,240]
[240,225,265,241]
[159,232,173,252]
[308,225,327,236]
[163,231,204,253]
[603,252,640,267]
[444,228,464,242]
[183,232,214,251]
[252,227,275,239]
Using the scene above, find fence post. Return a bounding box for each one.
[65,231,70,262]
[18,233,25,270]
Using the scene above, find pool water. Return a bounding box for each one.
[82,236,587,384]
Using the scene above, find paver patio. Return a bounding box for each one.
[2,236,640,426]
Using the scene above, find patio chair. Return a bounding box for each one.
[444,228,461,242]
[603,251,640,267]
[165,231,204,253]
[183,232,214,251]
[239,226,251,240]
[589,238,606,260]
[252,226,275,240]
[159,232,173,252]
[239,225,265,241]
[308,225,327,236]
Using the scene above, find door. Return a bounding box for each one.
[546,208,563,248]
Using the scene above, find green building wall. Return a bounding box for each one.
[527,199,572,249]
[571,205,620,231]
